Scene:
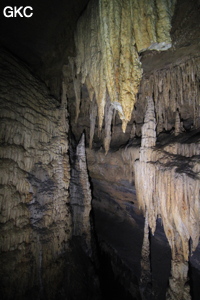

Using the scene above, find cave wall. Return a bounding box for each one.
[0,0,200,299]
[0,48,101,300]
[0,49,71,299]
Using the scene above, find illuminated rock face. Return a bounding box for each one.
[133,56,200,299]
[64,1,200,297]
[136,56,200,134]
[135,97,200,300]
[0,50,71,299]
[71,0,176,152]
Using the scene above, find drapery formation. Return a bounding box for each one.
[71,0,176,152]
[135,97,200,299]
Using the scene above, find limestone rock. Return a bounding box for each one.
[135,97,200,299]
[0,49,71,299]
[70,133,93,254]
[137,55,200,135]
[70,0,176,152]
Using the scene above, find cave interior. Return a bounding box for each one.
[0,0,200,299]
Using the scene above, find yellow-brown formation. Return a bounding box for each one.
[71,0,176,147]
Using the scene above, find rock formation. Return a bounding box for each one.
[66,1,200,298]
[135,96,200,299]
[70,133,93,254]
[1,0,200,299]
[0,49,71,299]
[137,56,200,134]
[70,0,176,151]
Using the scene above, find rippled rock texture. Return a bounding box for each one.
[0,49,71,300]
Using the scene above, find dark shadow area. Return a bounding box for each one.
[189,241,200,300]
[97,250,138,300]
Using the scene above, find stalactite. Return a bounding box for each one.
[69,57,82,123]
[137,56,200,135]
[89,98,98,149]
[71,0,176,152]
[135,96,200,299]
[132,0,176,52]
[175,109,181,136]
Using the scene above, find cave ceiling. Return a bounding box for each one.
[0,0,90,75]
[0,0,199,80]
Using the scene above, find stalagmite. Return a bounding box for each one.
[71,0,176,152]
[104,100,115,155]
[130,121,136,139]
[140,211,152,300]
[135,96,200,299]
[70,133,93,254]
[141,96,157,148]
